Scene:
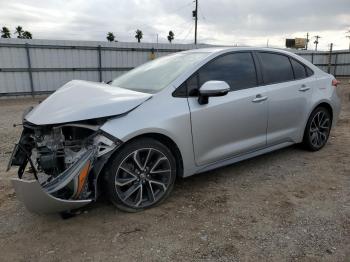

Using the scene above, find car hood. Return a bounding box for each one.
[25,80,152,125]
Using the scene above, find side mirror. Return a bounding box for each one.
[198,81,230,105]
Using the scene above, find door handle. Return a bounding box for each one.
[252,94,268,103]
[299,85,310,92]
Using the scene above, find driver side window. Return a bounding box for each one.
[187,52,258,96]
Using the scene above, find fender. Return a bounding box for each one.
[99,88,198,177]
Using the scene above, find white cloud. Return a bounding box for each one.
[1,0,349,50]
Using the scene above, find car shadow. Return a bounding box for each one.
[78,143,305,219]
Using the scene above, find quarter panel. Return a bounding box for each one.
[307,74,341,129]
[266,77,316,145]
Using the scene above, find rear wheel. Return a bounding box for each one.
[303,107,332,151]
[105,138,176,212]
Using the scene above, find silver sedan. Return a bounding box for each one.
[8,47,341,213]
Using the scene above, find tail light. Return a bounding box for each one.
[332,79,340,87]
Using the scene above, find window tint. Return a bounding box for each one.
[306,66,313,77]
[259,52,294,84]
[290,58,307,79]
[187,52,257,95]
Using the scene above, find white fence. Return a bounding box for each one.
[0,38,349,96]
[0,39,211,96]
[295,49,350,77]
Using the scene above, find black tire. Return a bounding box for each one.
[302,106,332,151]
[105,138,176,212]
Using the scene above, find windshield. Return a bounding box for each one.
[111,52,208,93]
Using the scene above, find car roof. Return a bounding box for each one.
[183,46,318,71]
[185,46,294,55]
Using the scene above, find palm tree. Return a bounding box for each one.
[135,29,143,43]
[15,26,24,38]
[167,30,174,43]
[1,27,11,38]
[22,31,32,39]
[106,32,115,42]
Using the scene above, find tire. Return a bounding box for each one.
[302,106,332,151]
[105,138,176,212]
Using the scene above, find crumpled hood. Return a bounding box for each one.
[25,80,152,125]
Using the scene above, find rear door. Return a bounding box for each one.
[257,52,314,145]
[187,52,268,166]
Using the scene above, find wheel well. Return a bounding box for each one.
[315,102,333,122]
[301,102,334,143]
[119,133,184,177]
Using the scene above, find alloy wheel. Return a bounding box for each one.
[309,111,331,148]
[115,148,172,208]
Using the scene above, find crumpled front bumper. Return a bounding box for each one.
[9,148,96,214]
[11,178,92,213]
[8,125,120,214]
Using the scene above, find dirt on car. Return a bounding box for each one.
[0,82,349,261]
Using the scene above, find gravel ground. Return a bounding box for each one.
[0,82,349,262]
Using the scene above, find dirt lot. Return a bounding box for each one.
[0,82,349,262]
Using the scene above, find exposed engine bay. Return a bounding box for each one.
[8,121,120,207]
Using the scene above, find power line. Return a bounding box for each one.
[198,5,207,22]
[178,24,194,42]
[170,2,193,13]
[176,19,194,39]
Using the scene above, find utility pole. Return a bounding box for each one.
[314,35,321,51]
[346,30,350,51]
[306,32,309,50]
[327,43,333,73]
[193,0,198,44]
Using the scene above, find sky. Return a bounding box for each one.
[1,0,350,50]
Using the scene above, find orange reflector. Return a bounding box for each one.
[74,160,90,198]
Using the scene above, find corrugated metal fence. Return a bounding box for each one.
[0,39,211,96]
[294,50,350,77]
[0,38,349,96]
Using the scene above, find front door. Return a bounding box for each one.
[187,52,268,166]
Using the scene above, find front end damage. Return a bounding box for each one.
[7,121,121,214]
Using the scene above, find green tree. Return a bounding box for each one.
[106,32,115,42]
[15,26,24,38]
[135,29,143,43]
[22,31,32,39]
[1,27,11,38]
[167,30,174,43]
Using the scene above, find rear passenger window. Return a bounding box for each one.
[290,58,307,79]
[187,52,257,95]
[258,52,294,84]
[306,67,313,77]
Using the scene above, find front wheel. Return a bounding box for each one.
[105,138,176,212]
[303,107,332,151]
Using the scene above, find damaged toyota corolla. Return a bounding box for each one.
[7,47,340,214]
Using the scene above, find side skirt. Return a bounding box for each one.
[194,141,294,175]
